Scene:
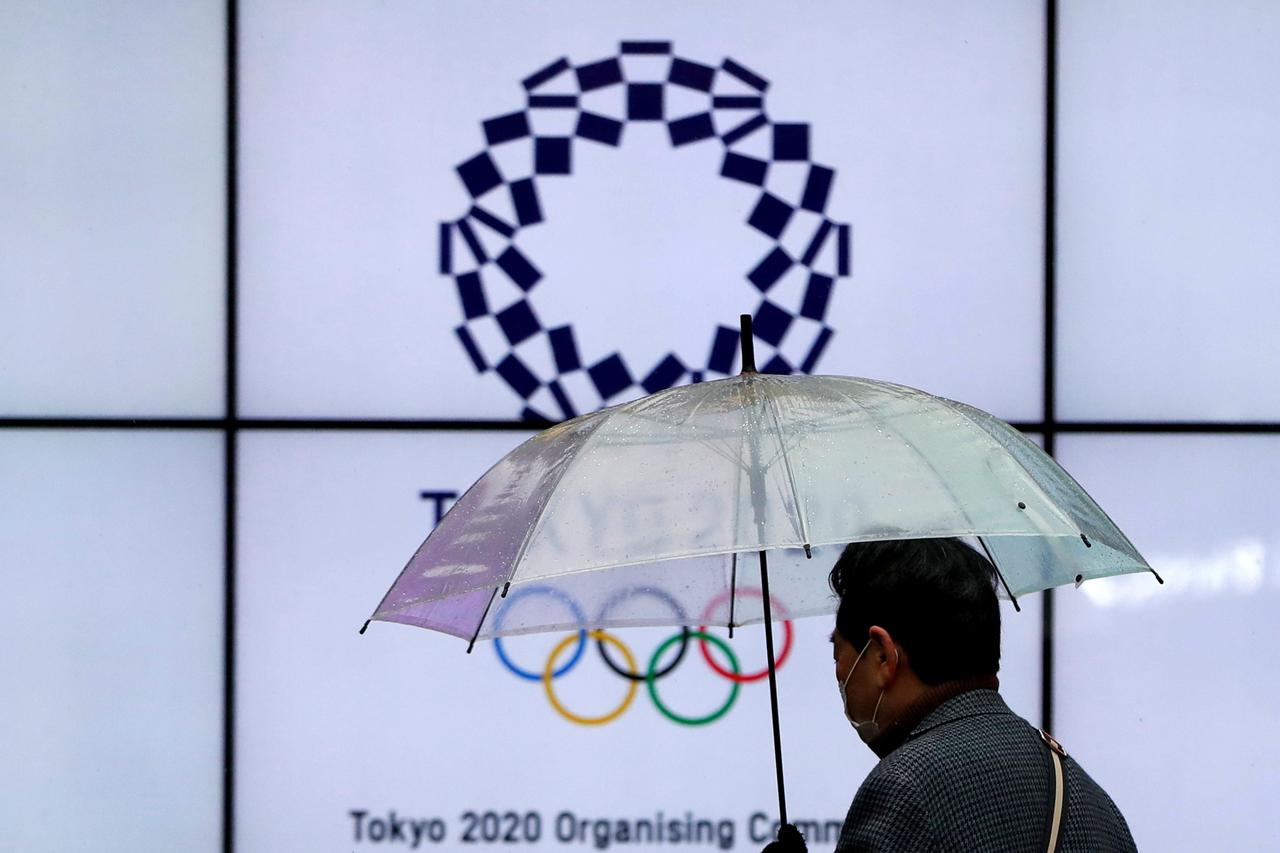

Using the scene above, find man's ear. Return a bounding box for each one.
[867,625,901,688]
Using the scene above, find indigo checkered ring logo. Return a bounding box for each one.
[440,41,851,420]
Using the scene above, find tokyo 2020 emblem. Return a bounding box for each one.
[439,41,851,420]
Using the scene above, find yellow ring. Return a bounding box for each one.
[543,629,638,726]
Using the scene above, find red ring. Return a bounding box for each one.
[696,586,794,682]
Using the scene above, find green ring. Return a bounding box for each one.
[646,630,740,726]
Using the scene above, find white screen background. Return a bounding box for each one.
[4,1,1277,851]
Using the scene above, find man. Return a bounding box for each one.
[770,537,1137,852]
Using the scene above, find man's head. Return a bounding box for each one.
[829,537,1003,753]
[829,537,1002,685]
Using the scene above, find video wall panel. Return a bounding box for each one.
[0,0,226,417]
[0,430,224,852]
[1057,1,1280,421]
[1054,434,1280,852]
[237,0,1045,422]
[235,430,1043,851]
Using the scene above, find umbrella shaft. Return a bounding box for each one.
[757,550,788,826]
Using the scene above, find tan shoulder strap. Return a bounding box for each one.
[1039,729,1068,853]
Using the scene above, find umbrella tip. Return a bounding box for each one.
[1080,533,1092,548]
[739,314,757,374]
[1151,568,1165,585]
[359,620,370,635]
[803,543,812,559]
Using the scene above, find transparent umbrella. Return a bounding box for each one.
[364,315,1160,823]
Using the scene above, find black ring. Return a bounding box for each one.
[594,587,691,682]
[599,626,690,682]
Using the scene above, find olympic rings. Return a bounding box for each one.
[543,630,638,726]
[493,585,587,681]
[594,586,690,683]
[493,584,794,727]
[646,631,740,726]
[697,587,794,683]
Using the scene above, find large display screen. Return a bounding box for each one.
[0,430,224,851]
[1055,435,1280,852]
[0,1,225,417]
[1057,0,1280,421]
[237,1,1046,422]
[5,1,1278,851]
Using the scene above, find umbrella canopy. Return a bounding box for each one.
[368,316,1162,829]
[368,371,1158,644]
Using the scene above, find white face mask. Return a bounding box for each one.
[837,638,895,742]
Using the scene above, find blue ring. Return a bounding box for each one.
[493,585,587,681]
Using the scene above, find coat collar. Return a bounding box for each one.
[908,687,1014,739]
[868,678,1002,758]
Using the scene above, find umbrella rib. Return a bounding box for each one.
[930,394,1079,533]
[669,378,721,426]
[616,376,737,433]
[376,415,615,634]
[700,435,757,477]
[831,384,988,534]
[729,405,749,634]
[693,380,775,477]
[363,423,542,627]
[373,583,507,621]
[758,382,813,550]
[618,380,759,476]
[369,413,652,628]
[977,535,1021,612]
[466,586,502,652]
[932,396,1157,583]
[567,381,809,468]
[728,553,737,638]
[500,413,616,594]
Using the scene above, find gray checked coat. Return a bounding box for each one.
[836,689,1137,852]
